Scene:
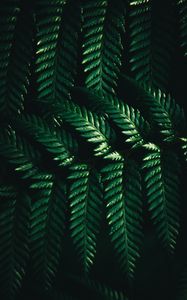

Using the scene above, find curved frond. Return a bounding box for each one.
[71,87,150,148]
[51,106,115,158]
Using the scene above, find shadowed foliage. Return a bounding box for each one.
[0,0,186,299]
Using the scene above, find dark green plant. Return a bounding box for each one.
[0,0,186,300]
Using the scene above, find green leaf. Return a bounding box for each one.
[142,85,186,138]
[0,1,33,115]
[12,114,74,167]
[119,75,186,141]
[180,137,187,164]
[101,158,143,280]
[128,0,177,90]
[68,163,103,273]
[36,0,81,105]
[30,175,67,290]
[51,106,116,158]
[82,0,125,95]
[142,144,181,253]
[0,130,38,180]
[0,187,30,299]
[71,88,150,148]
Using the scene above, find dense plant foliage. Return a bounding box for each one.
[0,0,186,299]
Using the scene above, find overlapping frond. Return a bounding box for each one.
[30,175,67,290]
[50,105,115,158]
[35,0,81,105]
[68,274,128,300]
[155,89,186,134]
[75,105,116,144]
[68,163,103,273]
[0,130,38,180]
[142,85,186,140]
[142,143,181,253]
[55,0,81,105]
[0,0,33,115]
[12,114,74,167]
[82,0,125,95]
[0,186,30,299]
[118,75,185,141]
[71,87,150,148]
[128,0,151,83]
[101,158,142,280]
[128,0,176,90]
[0,1,186,299]
[35,0,65,100]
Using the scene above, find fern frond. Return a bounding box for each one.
[68,273,128,300]
[0,0,33,115]
[128,0,151,84]
[177,0,187,57]
[55,0,81,106]
[51,106,115,158]
[82,0,125,95]
[158,92,186,134]
[180,137,187,163]
[56,127,79,157]
[12,114,74,167]
[68,163,103,273]
[0,130,38,180]
[75,105,115,144]
[103,94,150,147]
[16,134,42,164]
[128,0,176,90]
[30,175,67,290]
[35,0,65,100]
[101,158,143,280]
[143,84,186,136]
[71,87,150,148]
[36,0,81,105]
[0,187,30,299]
[142,144,181,253]
[118,75,185,141]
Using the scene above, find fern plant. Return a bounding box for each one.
[0,0,186,300]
